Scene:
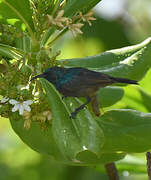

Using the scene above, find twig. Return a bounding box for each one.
[146,152,151,180]
[105,162,119,180]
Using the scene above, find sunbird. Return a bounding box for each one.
[32,67,138,118]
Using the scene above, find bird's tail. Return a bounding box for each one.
[110,77,138,85]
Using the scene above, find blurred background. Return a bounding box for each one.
[1,0,151,179]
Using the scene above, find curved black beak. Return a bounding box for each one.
[31,73,46,81]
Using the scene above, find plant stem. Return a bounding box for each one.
[105,162,119,180]
[47,28,68,46]
[146,152,151,180]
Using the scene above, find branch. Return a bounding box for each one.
[105,162,119,180]
[146,152,151,180]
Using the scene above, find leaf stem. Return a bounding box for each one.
[47,27,68,46]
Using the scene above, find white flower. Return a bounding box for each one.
[17,84,30,90]
[0,97,9,103]
[9,99,33,115]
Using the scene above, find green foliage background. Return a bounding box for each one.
[1,0,151,179]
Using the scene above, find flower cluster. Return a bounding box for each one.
[47,10,96,35]
[68,23,84,35]
[0,61,52,130]
[78,11,96,26]
[0,95,52,130]
[47,10,68,28]
[23,110,52,130]
[9,99,33,115]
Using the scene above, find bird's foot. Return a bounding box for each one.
[69,97,91,119]
[70,112,77,119]
[70,105,87,119]
[62,96,67,100]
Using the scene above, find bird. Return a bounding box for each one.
[31,66,138,118]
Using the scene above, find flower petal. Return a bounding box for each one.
[23,104,31,112]
[23,100,33,105]
[1,97,9,103]
[9,99,18,105]
[19,104,24,115]
[12,104,19,112]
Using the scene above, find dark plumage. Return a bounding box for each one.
[32,66,138,118]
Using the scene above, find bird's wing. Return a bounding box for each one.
[58,68,113,97]
[66,68,111,87]
[61,68,112,89]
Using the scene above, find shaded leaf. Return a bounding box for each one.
[98,86,124,107]
[62,38,151,68]
[119,86,151,112]
[41,79,104,164]
[10,115,125,165]
[10,116,67,161]
[11,84,151,164]
[0,43,24,59]
[15,35,31,52]
[62,38,151,82]
[138,87,151,112]
[0,0,34,30]
[97,109,151,153]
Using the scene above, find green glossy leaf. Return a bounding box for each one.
[79,86,124,108]
[96,44,151,80]
[41,79,82,161]
[62,37,151,81]
[118,86,151,112]
[10,117,62,160]
[120,86,147,112]
[63,0,102,16]
[62,38,151,68]
[97,86,124,107]
[138,87,151,112]
[139,68,151,92]
[9,85,125,165]
[41,79,104,164]
[0,0,34,30]
[97,109,151,153]
[76,151,126,165]
[0,0,36,43]
[9,36,151,166]
[10,116,125,165]
[13,79,151,165]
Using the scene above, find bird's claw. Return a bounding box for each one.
[62,96,67,100]
[70,104,87,119]
[70,112,77,119]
